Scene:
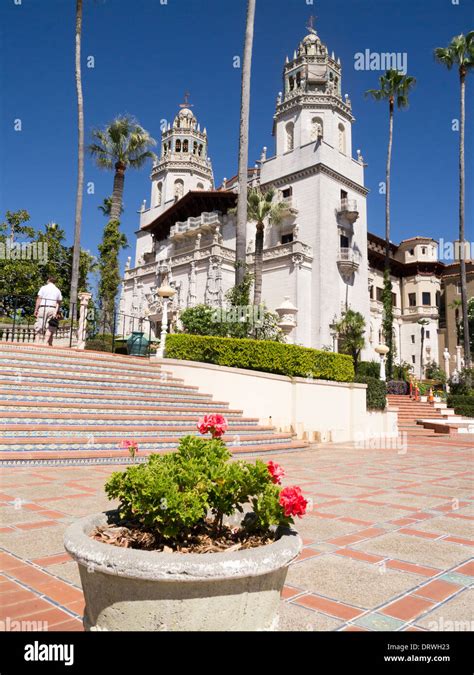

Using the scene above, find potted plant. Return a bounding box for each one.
[64,414,305,632]
[418,382,428,402]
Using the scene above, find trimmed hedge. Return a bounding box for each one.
[447,395,474,419]
[355,375,387,411]
[165,334,355,382]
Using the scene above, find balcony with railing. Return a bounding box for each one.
[337,247,361,274]
[169,212,222,240]
[280,196,298,216]
[337,198,359,224]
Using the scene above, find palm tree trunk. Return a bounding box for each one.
[459,70,471,367]
[383,100,394,377]
[235,0,256,286]
[70,0,84,317]
[110,162,125,222]
[253,221,264,305]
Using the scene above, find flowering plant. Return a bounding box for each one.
[120,440,139,463]
[105,415,306,543]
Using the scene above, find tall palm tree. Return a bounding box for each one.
[235,0,256,286]
[70,0,84,316]
[246,188,285,305]
[333,309,366,373]
[366,69,416,377]
[88,115,156,222]
[435,32,474,368]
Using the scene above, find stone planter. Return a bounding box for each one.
[64,512,302,632]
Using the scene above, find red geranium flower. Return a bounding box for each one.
[267,461,285,484]
[197,414,228,439]
[279,486,308,518]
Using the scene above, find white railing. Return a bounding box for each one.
[339,198,358,213]
[170,212,221,238]
[337,247,361,264]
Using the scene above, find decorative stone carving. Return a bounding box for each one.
[187,262,197,307]
[205,256,223,307]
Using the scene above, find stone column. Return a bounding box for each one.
[76,292,92,351]
[455,345,462,373]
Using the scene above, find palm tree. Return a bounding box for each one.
[98,196,123,218]
[88,116,157,222]
[366,69,416,377]
[435,32,474,368]
[70,0,84,316]
[246,188,286,305]
[235,0,256,286]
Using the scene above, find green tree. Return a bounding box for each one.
[89,116,155,318]
[89,115,156,222]
[435,32,474,368]
[333,309,366,372]
[366,69,416,377]
[235,0,256,286]
[70,0,85,315]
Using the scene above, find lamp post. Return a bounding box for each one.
[375,344,390,381]
[157,283,176,359]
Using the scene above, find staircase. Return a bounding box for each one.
[0,343,308,466]
[387,394,454,439]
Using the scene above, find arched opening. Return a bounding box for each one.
[174,179,184,200]
[338,123,346,154]
[196,182,204,191]
[198,144,203,156]
[289,76,295,91]
[156,182,163,207]
[175,139,182,153]
[183,139,189,153]
[311,117,323,142]
[193,141,198,155]
[285,122,294,152]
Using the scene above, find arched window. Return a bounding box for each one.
[174,179,184,200]
[156,182,163,207]
[196,182,204,191]
[338,123,346,154]
[175,139,181,153]
[311,117,323,142]
[193,141,198,155]
[289,76,295,91]
[296,71,301,88]
[163,143,168,156]
[198,144,203,156]
[183,139,189,153]
[285,122,294,152]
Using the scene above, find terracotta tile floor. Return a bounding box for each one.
[0,434,472,632]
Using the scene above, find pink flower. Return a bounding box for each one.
[120,440,139,461]
[197,414,228,439]
[267,461,285,485]
[279,486,308,518]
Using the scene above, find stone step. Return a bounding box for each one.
[0,433,295,453]
[0,385,212,402]
[0,401,241,415]
[0,343,160,367]
[0,392,229,409]
[0,415,259,427]
[0,350,165,376]
[0,377,202,395]
[0,440,310,466]
[0,425,276,439]
[0,362,184,386]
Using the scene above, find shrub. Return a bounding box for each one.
[358,360,380,378]
[424,360,446,383]
[386,380,409,395]
[105,423,307,545]
[85,334,113,352]
[165,334,354,382]
[393,362,412,382]
[355,375,387,411]
[447,395,474,418]
[448,367,474,396]
[179,304,228,337]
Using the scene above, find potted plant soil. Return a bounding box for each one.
[64,414,306,632]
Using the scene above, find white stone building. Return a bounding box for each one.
[120,23,453,374]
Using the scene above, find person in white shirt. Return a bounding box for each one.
[34,276,63,345]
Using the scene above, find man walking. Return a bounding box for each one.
[34,276,62,345]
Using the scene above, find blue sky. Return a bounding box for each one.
[1,0,473,277]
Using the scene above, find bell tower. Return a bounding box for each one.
[273,18,354,157]
[143,95,214,224]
